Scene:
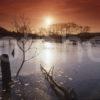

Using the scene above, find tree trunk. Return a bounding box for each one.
[1,54,12,91]
[16,51,25,78]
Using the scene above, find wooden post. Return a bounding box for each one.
[0,54,11,91]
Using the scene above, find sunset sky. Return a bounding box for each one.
[0,0,100,32]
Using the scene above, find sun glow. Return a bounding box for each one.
[44,16,54,27]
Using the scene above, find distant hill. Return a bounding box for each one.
[0,27,10,36]
[0,26,38,39]
[0,26,16,38]
[0,27,9,33]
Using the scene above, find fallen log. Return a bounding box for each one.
[40,65,78,100]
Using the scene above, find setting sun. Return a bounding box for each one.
[44,16,54,27]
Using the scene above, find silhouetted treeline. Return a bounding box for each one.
[77,32,96,41]
[0,26,100,42]
[44,32,100,42]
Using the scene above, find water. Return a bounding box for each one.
[0,38,100,100]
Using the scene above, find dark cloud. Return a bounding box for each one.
[0,0,100,31]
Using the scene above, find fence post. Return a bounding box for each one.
[0,54,12,91]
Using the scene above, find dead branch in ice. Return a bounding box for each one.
[40,65,78,100]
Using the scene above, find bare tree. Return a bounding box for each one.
[12,15,37,77]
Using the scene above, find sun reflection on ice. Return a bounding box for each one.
[41,42,55,71]
[44,42,53,49]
